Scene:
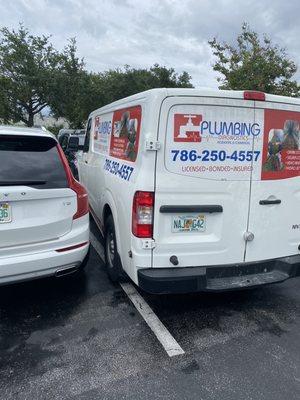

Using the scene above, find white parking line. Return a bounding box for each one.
[120,282,185,357]
[90,232,105,261]
[90,232,185,357]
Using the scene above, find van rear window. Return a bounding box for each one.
[0,135,68,189]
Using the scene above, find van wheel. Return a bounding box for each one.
[105,215,126,282]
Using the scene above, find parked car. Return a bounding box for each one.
[78,88,300,294]
[59,130,86,179]
[57,129,75,143]
[0,126,90,285]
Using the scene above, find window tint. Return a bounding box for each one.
[83,118,92,153]
[0,135,68,189]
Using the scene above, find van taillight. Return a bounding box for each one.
[132,191,154,238]
[56,144,89,220]
[244,91,265,101]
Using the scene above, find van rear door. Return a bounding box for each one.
[245,102,300,262]
[153,96,259,268]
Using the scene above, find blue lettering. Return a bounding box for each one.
[234,122,241,135]
[211,121,222,135]
[223,122,233,135]
[200,120,261,137]
[251,123,260,136]
[243,123,251,136]
[201,120,209,134]
[99,121,112,135]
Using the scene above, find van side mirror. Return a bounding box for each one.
[68,136,79,151]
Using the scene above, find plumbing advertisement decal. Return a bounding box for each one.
[174,114,202,142]
[166,105,262,181]
[93,113,112,154]
[261,109,300,180]
[109,106,141,162]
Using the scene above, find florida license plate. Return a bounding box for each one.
[172,214,206,233]
[0,203,12,224]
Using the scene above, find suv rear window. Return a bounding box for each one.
[0,135,68,189]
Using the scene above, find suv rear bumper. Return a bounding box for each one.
[138,254,300,294]
[0,243,89,285]
[0,214,89,285]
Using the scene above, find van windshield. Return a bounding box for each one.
[0,135,68,189]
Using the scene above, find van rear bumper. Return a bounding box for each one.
[138,255,300,294]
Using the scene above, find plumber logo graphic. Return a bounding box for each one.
[174,114,202,142]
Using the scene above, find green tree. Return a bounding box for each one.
[208,23,300,96]
[90,64,193,107]
[49,39,88,129]
[0,24,194,129]
[52,63,193,128]
[0,25,61,126]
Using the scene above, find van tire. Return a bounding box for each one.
[104,215,126,282]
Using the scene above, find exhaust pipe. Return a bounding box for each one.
[55,263,80,278]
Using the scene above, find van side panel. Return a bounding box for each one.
[83,96,160,284]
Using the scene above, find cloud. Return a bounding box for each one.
[0,0,300,87]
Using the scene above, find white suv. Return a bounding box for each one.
[0,126,90,285]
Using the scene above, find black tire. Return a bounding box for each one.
[104,215,126,282]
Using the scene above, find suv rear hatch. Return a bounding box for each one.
[0,135,77,248]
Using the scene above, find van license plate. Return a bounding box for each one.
[0,203,12,224]
[172,215,205,233]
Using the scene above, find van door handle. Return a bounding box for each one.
[84,160,88,164]
[160,205,223,213]
[259,199,281,205]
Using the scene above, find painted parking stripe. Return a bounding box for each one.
[90,232,185,357]
[90,232,105,261]
[120,282,185,357]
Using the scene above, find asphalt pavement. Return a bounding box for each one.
[1,219,300,399]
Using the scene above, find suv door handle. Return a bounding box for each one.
[259,199,281,205]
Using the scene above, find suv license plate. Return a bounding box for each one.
[0,203,12,224]
[172,214,205,233]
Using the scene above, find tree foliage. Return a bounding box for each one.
[97,64,192,102]
[90,64,192,106]
[49,39,87,129]
[0,25,193,128]
[52,64,193,128]
[0,25,60,126]
[209,23,300,96]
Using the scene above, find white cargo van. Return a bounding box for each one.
[78,88,300,294]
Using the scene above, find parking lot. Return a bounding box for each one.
[0,218,300,400]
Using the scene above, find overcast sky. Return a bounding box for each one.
[0,0,299,87]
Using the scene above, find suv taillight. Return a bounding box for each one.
[132,191,154,238]
[57,144,89,220]
[70,179,89,219]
